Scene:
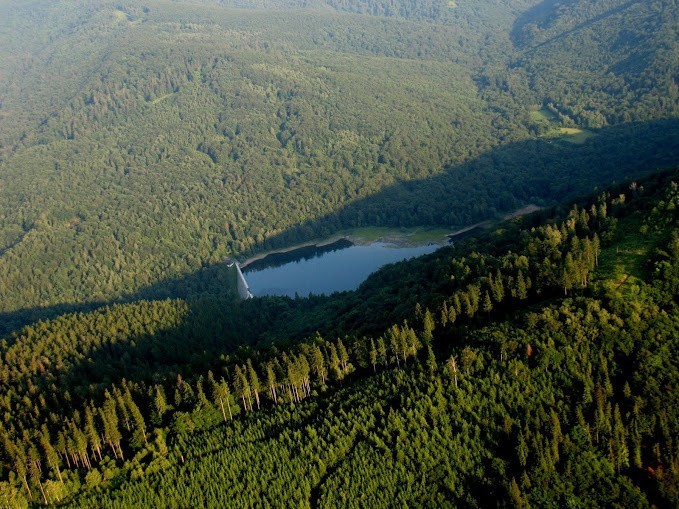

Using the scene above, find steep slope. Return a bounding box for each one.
[0,1,517,319]
[509,0,679,125]
[188,0,538,23]
[0,0,677,331]
[0,170,676,507]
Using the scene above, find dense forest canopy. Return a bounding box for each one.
[0,169,676,507]
[0,0,678,506]
[0,0,677,329]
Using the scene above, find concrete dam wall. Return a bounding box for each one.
[235,263,254,299]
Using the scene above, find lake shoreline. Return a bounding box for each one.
[239,204,541,269]
[239,235,352,269]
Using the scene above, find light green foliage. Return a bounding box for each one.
[1,0,678,333]
[0,0,678,506]
[0,172,676,507]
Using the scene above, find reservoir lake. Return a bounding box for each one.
[242,239,442,297]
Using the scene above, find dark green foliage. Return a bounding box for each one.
[0,0,678,506]
[1,0,678,335]
[0,171,675,507]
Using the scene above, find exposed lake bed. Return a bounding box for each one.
[239,226,454,270]
[240,226,456,297]
[240,208,540,298]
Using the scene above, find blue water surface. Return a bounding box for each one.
[244,242,440,297]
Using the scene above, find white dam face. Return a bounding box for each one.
[235,263,254,299]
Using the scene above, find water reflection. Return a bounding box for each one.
[243,241,440,297]
[243,239,353,272]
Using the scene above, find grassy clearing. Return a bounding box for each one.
[334,204,543,247]
[503,204,541,220]
[530,108,558,123]
[344,226,451,245]
[556,127,595,144]
[596,212,659,296]
[539,126,596,144]
[530,107,596,144]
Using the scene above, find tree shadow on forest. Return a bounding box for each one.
[1,118,678,387]
[509,0,579,48]
[247,118,679,256]
[509,0,639,50]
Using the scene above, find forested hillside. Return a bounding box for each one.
[0,170,676,507]
[1,2,678,505]
[1,0,677,330]
[510,0,679,127]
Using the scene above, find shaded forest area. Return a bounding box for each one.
[1,0,677,328]
[0,169,676,507]
[0,1,678,505]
